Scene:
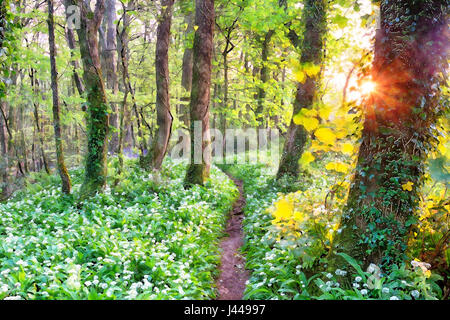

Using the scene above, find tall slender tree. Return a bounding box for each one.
[47,0,71,194]
[29,68,50,175]
[184,0,215,187]
[104,0,120,154]
[277,0,327,179]
[0,0,9,200]
[332,0,449,269]
[180,6,195,129]
[145,0,175,170]
[255,30,274,129]
[69,0,109,199]
[64,0,85,97]
[117,0,148,168]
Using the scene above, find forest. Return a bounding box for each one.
[0,0,448,301]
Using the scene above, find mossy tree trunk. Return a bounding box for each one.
[332,0,449,269]
[146,0,174,170]
[47,0,71,194]
[184,0,214,187]
[71,0,108,199]
[276,0,327,179]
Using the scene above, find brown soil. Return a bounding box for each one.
[216,174,249,300]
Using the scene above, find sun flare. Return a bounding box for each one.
[360,80,376,96]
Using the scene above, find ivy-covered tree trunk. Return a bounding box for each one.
[333,0,448,269]
[184,0,214,187]
[146,0,174,170]
[47,0,71,194]
[276,0,327,179]
[71,0,109,199]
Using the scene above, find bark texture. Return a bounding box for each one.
[146,0,174,170]
[104,0,119,154]
[277,0,327,179]
[333,0,449,269]
[71,0,109,199]
[184,0,215,187]
[181,11,194,92]
[180,11,195,129]
[47,0,71,194]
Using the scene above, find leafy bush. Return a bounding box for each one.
[231,160,445,300]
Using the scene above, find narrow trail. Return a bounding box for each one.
[216,173,249,300]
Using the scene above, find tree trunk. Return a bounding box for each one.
[0,101,23,177]
[256,30,274,129]
[184,0,214,187]
[117,0,147,165]
[104,0,119,154]
[116,87,127,179]
[64,0,85,96]
[19,106,28,174]
[222,53,228,132]
[30,68,51,175]
[332,0,449,269]
[71,0,108,199]
[277,0,327,179]
[181,11,194,92]
[0,101,8,200]
[47,0,72,194]
[181,10,195,129]
[145,0,174,170]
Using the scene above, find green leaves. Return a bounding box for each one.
[332,14,349,28]
[336,252,365,277]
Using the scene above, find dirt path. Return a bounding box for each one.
[216,173,249,300]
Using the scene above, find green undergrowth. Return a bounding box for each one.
[0,158,238,299]
[221,162,308,300]
[224,157,445,300]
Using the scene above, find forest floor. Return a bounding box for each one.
[216,173,249,300]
